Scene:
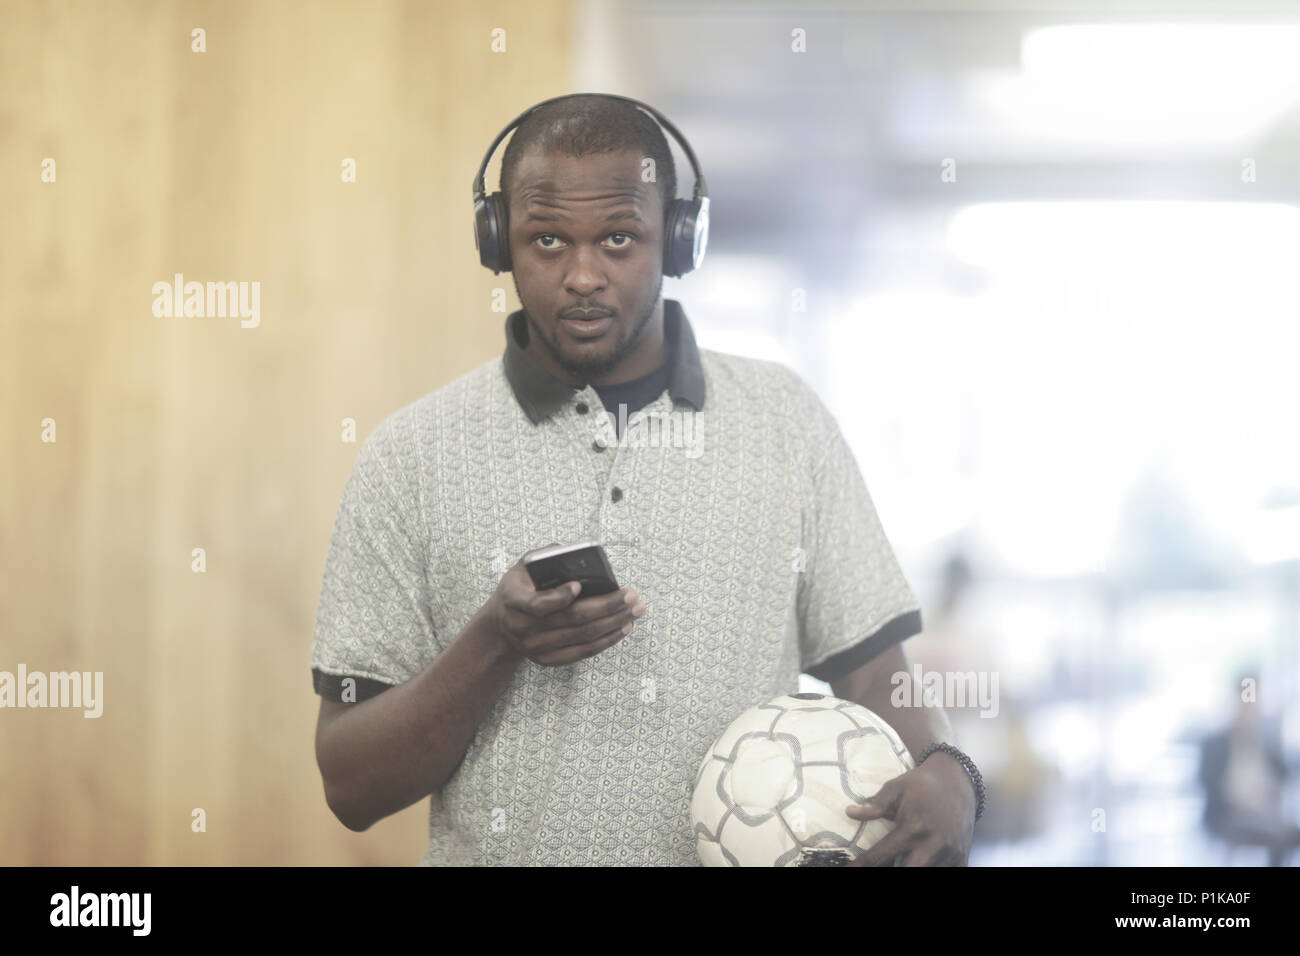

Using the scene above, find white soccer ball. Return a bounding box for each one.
[690,692,915,866]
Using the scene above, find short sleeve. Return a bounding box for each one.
[796,392,922,684]
[310,413,439,702]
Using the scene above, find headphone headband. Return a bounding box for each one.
[472,93,710,277]
[472,93,709,204]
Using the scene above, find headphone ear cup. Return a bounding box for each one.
[663,199,687,278]
[494,193,512,273]
[474,192,511,274]
[663,198,707,278]
[474,195,496,273]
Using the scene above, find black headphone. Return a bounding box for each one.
[472,93,710,278]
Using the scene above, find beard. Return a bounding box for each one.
[515,273,663,383]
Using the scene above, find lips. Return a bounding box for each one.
[560,309,614,339]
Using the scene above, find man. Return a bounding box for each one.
[311,94,978,865]
[1198,674,1300,866]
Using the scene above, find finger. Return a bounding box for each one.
[523,605,639,653]
[900,838,945,867]
[531,586,640,628]
[503,544,566,605]
[845,800,889,823]
[938,840,971,867]
[853,824,922,867]
[845,781,901,822]
[533,621,631,666]
[505,579,581,617]
[533,580,585,614]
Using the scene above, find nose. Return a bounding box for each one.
[563,246,607,298]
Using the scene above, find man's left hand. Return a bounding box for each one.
[844,752,976,866]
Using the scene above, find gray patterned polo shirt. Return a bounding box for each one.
[310,297,923,865]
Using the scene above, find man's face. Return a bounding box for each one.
[507,146,664,382]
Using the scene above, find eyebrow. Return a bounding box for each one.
[523,209,647,225]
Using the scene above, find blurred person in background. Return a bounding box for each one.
[1197,671,1300,866]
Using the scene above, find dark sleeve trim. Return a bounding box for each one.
[804,608,923,684]
[312,668,397,702]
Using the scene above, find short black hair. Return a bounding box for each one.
[499,94,677,221]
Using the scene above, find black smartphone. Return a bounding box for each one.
[524,541,620,598]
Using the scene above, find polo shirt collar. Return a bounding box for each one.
[502,297,706,424]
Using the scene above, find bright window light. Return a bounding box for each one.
[824,200,1300,578]
[1241,505,1300,565]
[982,24,1300,146]
[948,201,1300,271]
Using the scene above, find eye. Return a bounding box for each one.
[604,233,635,249]
[535,234,566,250]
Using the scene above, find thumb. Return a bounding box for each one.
[846,782,899,821]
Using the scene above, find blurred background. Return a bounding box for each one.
[3,0,1298,865]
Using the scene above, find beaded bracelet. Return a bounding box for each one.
[917,741,986,821]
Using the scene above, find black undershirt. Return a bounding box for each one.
[579,337,674,439]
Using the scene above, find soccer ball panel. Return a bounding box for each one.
[843,732,913,802]
[709,701,784,759]
[728,736,799,815]
[719,810,796,867]
[769,705,856,764]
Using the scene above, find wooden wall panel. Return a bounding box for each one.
[0,0,575,864]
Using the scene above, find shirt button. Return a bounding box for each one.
[575,402,589,415]
[592,440,605,453]
[611,487,623,503]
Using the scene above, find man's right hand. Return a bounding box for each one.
[485,546,646,667]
